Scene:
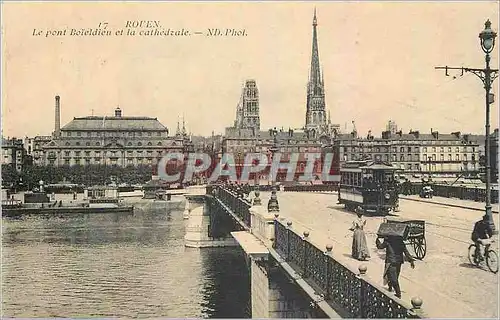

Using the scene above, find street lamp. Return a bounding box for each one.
[479,20,497,233]
[436,20,499,233]
[268,129,280,212]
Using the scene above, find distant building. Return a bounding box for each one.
[465,129,499,182]
[222,127,329,182]
[1,137,25,172]
[219,10,344,182]
[490,129,498,183]
[234,80,260,134]
[39,96,186,167]
[489,129,498,183]
[386,120,398,134]
[28,136,52,166]
[337,129,480,177]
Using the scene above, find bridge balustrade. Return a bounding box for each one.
[400,182,498,203]
[283,185,338,192]
[274,220,423,319]
[215,187,252,228]
[211,186,423,318]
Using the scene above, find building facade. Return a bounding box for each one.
[222,127,329,182]
[1,137,25,172]
[234,80,260,133]
[38,96,186,167]
[337,128,480,177]
[26,136,52,166]
[491,129,499,183]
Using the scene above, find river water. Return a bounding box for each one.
[2,199,251,318]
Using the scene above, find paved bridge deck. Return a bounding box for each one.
[258,191,499,318]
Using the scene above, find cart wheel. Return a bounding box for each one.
[404,240,415,257]
[413,237,426,260]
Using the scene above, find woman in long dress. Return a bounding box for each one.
[350,207,371,261]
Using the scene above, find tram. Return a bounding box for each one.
[338,160,399,215]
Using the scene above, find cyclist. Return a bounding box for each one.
[471,214,494,263]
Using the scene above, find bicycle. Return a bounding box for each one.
[468,239,498,274]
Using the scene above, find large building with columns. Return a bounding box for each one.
[36,96,187,167]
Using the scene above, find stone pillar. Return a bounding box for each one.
[251,258,270,318]
[184,195,238,248]
[183,197,192,219]
[245,207,316,318]
[250,206,275,247]
[249,257,316,318]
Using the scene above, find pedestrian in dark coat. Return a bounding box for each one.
[376,235,415,298]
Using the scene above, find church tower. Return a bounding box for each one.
[305,9,327,131]
[234,79,260,133]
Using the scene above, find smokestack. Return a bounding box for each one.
[55,95,61,137]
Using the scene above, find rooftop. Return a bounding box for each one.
[61,116,168,132]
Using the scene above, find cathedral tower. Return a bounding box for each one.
[305,9,327,131]
[234,79,260,133]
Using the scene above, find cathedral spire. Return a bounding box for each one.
[309,8,321,92]
[182,116,186,136]
[305,8,326,131]
[176,117,181,136]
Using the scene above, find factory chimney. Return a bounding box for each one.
[54,95,61,137]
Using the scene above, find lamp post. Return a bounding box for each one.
[268,129,280,212]
[436,20,498,232]
[479,20,498,233]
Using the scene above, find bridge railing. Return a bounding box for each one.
[250,207,275,246]
[283,184,338,192]
[213,186,252,228]
[401,182,498,203]
[273,219,424,319]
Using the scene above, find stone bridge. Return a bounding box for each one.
[183,184,426,318]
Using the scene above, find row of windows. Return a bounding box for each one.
[225,140,318,146]
[61,158,157,165]
[343,146,476,153]
[344,153,477,162]
[64,156,158,161]
[341,171,395,187]
[62,150,164,157]
[64,131,166,137]
[60,141,170,147]
[245,88,258,98]
[342,140,470,146]
[422,154,476,161]
[225,147,322,153]
[245,101,258,113]
[243,118,259,124]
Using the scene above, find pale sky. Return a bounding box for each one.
[2,1,499,138]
